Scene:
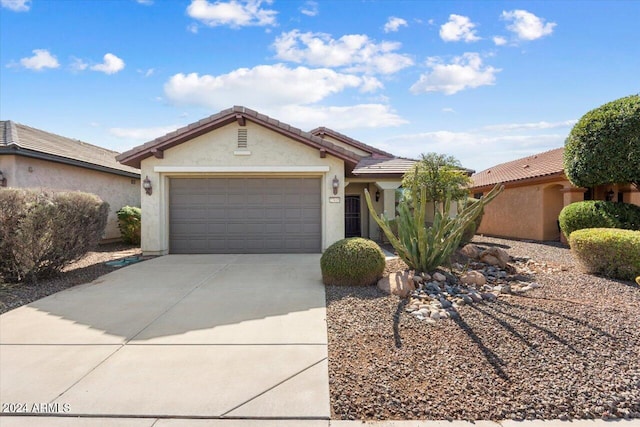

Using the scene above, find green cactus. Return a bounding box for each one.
[364,183,503,273]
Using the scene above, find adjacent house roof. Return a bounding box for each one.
[470,147,565,189]
[117,106,363,169]
[352,157,418,176]
[0,120,140,178]
[309,127,396,158]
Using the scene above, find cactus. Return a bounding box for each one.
[365,183,503,273]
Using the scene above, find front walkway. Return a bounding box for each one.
[0,254,329,421]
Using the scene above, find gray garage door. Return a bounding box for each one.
[169,178,321,253]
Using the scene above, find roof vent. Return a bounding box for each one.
[237,128,247,149]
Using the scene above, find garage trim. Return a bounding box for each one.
[155,166,330,173]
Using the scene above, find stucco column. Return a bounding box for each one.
[375,181,402,219]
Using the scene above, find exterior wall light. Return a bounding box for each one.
[332,175,339,195]
[143,176,153,195]
[375,190,380,202]
[0,170,6,187]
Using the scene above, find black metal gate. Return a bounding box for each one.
[345,195,361,238]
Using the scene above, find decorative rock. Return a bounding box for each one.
[460,270,487,286]
[430,311,441,320]
[479,247,511,269]
[412,275,424,285]
[469,292,483,303]
[439,298,452,309]
[461,295,473,304]
[481,292,497,301]
[377,271,416,298]
[418,308,430,316]
[460,244,480,259]
[433,272,447,282]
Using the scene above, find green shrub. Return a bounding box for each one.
[564,94,640,188]
[117,206,141,245]
[0,189,108,282]
[459,197,484,247]
[321,238,385,286]
[569,228,640,281]
[559,200,640,239]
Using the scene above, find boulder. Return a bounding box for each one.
[377,271,416,298]
[460,244,480,259]
[460,270,487,286]
[479,247,511,269]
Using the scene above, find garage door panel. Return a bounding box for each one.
[170,178,321,254]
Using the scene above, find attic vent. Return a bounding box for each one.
[237,129,248,149]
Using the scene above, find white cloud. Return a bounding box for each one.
[384,16,408,33]
[163,64,404,130]
[187,23,199,33]
[1,0,30,12]
[273,30,414,75]
[90,53,125,74]
[410,52,500,95]
[381,130,565,171]
[70,57,88,72]
[501,9,556,41]
[137,68,155,77]
[442,107,456,113]
[482,119,577,132]
[439,14,480,42]
[136,0,153,4]
[110,125,181,141]
[300,0,318,17]
[186,0,277,28]
[493,36,507,46]
[19,49,60,70]
[164,64,375,109]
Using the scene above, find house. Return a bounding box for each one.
[116,106,417,255]
[470,147,640,241]
[0,121,141,241]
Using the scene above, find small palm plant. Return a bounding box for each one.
[364,183,503,273]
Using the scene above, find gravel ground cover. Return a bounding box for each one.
[326,236,640,421]
[0,243,142,314]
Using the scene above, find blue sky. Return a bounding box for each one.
[1,0,639,171]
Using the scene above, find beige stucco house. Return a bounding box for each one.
[470,147,640,242]
[0,121,141,241]
[117,106,416,255]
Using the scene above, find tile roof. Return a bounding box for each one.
[1,120,140,176]
[352,157,418,175]
[470,147,565,188]
[117,106,363,169]
[309,127,395,158]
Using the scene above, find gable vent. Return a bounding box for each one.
[237,129,248,149]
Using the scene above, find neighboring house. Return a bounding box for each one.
[0,121,141,241]
[116,106,417,255]
[470,147,640,241]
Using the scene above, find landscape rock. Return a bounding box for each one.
[479,247,511,269]
[377,271,415,298]
[460,270,487,286]
[460,244,480,259]
[433,272,447,282]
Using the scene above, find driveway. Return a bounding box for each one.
[0,254,329,422]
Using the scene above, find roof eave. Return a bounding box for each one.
[470,171,566,191]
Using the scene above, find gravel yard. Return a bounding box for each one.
[326,236,640,421]
[0,243,142,314]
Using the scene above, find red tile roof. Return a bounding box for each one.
[309,127,395,158]
[470,147,565,189]
[352,157,417,175]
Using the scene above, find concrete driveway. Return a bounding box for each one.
[0,254,329,422]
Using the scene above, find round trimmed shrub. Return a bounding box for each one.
[564,94,640,188]
[117,206,141,245]
[321,238,385,286]
[559,200,640,239]
[569,228,640,281]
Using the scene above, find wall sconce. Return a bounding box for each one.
[0,170,6,187]
[375,190,380,202]
[142,176,153,196]
[606,189,614,202]
[332,175,339,195]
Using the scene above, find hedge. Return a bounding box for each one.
[0,189,108,282]
[569,228,640,281]
[558,200,640,240]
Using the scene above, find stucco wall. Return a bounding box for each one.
[1,155,140,240]
[139,121,345,255]
[477,185,545,240]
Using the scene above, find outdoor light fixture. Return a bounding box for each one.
[0,170,6,187]
[606,189,615,201]
[143,176,152,196]
[332,175,339,195]
[375,190,380,202]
